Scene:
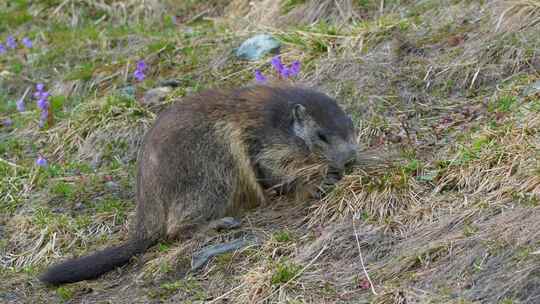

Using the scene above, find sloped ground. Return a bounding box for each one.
[1,0,539,303]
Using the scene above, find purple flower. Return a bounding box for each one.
[36,155,48,167]
[37,98,49,111]
[271,56,285,75]
[270,56,301,79]
[288,60,301,77]
[2,118,13,127]
[6,35,16,49]
[134,69,145,81]
[33,83,50,128]
[34,84,50,106]
[22,37,32,48]
[16,97,25,112]
[254,69,267,83]
[133,60,147,82]
[136,60,146,71]
[0,44,6,54]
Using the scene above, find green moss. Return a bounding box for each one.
[50,181,76,199]
[491,95,517,113]
[157,278,206,300]
[65,63,95,81]
[463,224,478,237]
[157,242,170,252]
[0,163,28,213]
[55,286,74,301]
[271,261,302,285]
[33,208,68,229]
[0,9,32,30]
[273,230,293,243]
[215,252,234,269]
[95,198,129,219]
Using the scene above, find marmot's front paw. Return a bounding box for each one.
[314,172,343,198]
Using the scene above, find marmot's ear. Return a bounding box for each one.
[292,104,307,123]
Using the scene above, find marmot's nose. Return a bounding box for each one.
[332,143,358,171]
[344,143,358,168]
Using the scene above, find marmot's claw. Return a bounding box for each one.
[208,217,241,231]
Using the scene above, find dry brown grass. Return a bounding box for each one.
[438,103,540,207]
[2,211,124,270]
[495,0,540,32]
[225,0,366,30]
[47,0,167,25]
[308,163,426,229]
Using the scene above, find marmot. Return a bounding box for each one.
[39,84,358,285]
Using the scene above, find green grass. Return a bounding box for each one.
[55,286,74,301]
[271,260,302,285]
[273,230,293,243]
[156,279,206,300]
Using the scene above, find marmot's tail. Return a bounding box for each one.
[39,237,155,286]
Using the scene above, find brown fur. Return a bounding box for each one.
[39,84,358,285]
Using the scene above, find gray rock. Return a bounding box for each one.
[51,207,65,214]
[523,80,540,96]
[235,34,281,61]
[105,181,119,191]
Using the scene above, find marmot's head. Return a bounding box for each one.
[260,85,359,180]
[287,90,358,180]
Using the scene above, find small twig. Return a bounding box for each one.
[496,6,513,32]
[0,157,21,168]
[469,67,481,90]
[186,9,209,24]
[52,0,71,16]
[352,215,378,296]
[399,115,413,145]
[206,282,247,304]
[21,86,31,100]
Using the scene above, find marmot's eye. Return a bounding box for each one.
[317,131,329,143]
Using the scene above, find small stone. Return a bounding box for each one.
[235,34,281,61]
[105,181,119,191]
[51,80,76,97]
[90,153,102,170]
[74,202,85,211]
[523,80,540,97]
[51,207,65,214]
[118,85,135,98]
[141,87,172,108]
[184,27,195,35]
